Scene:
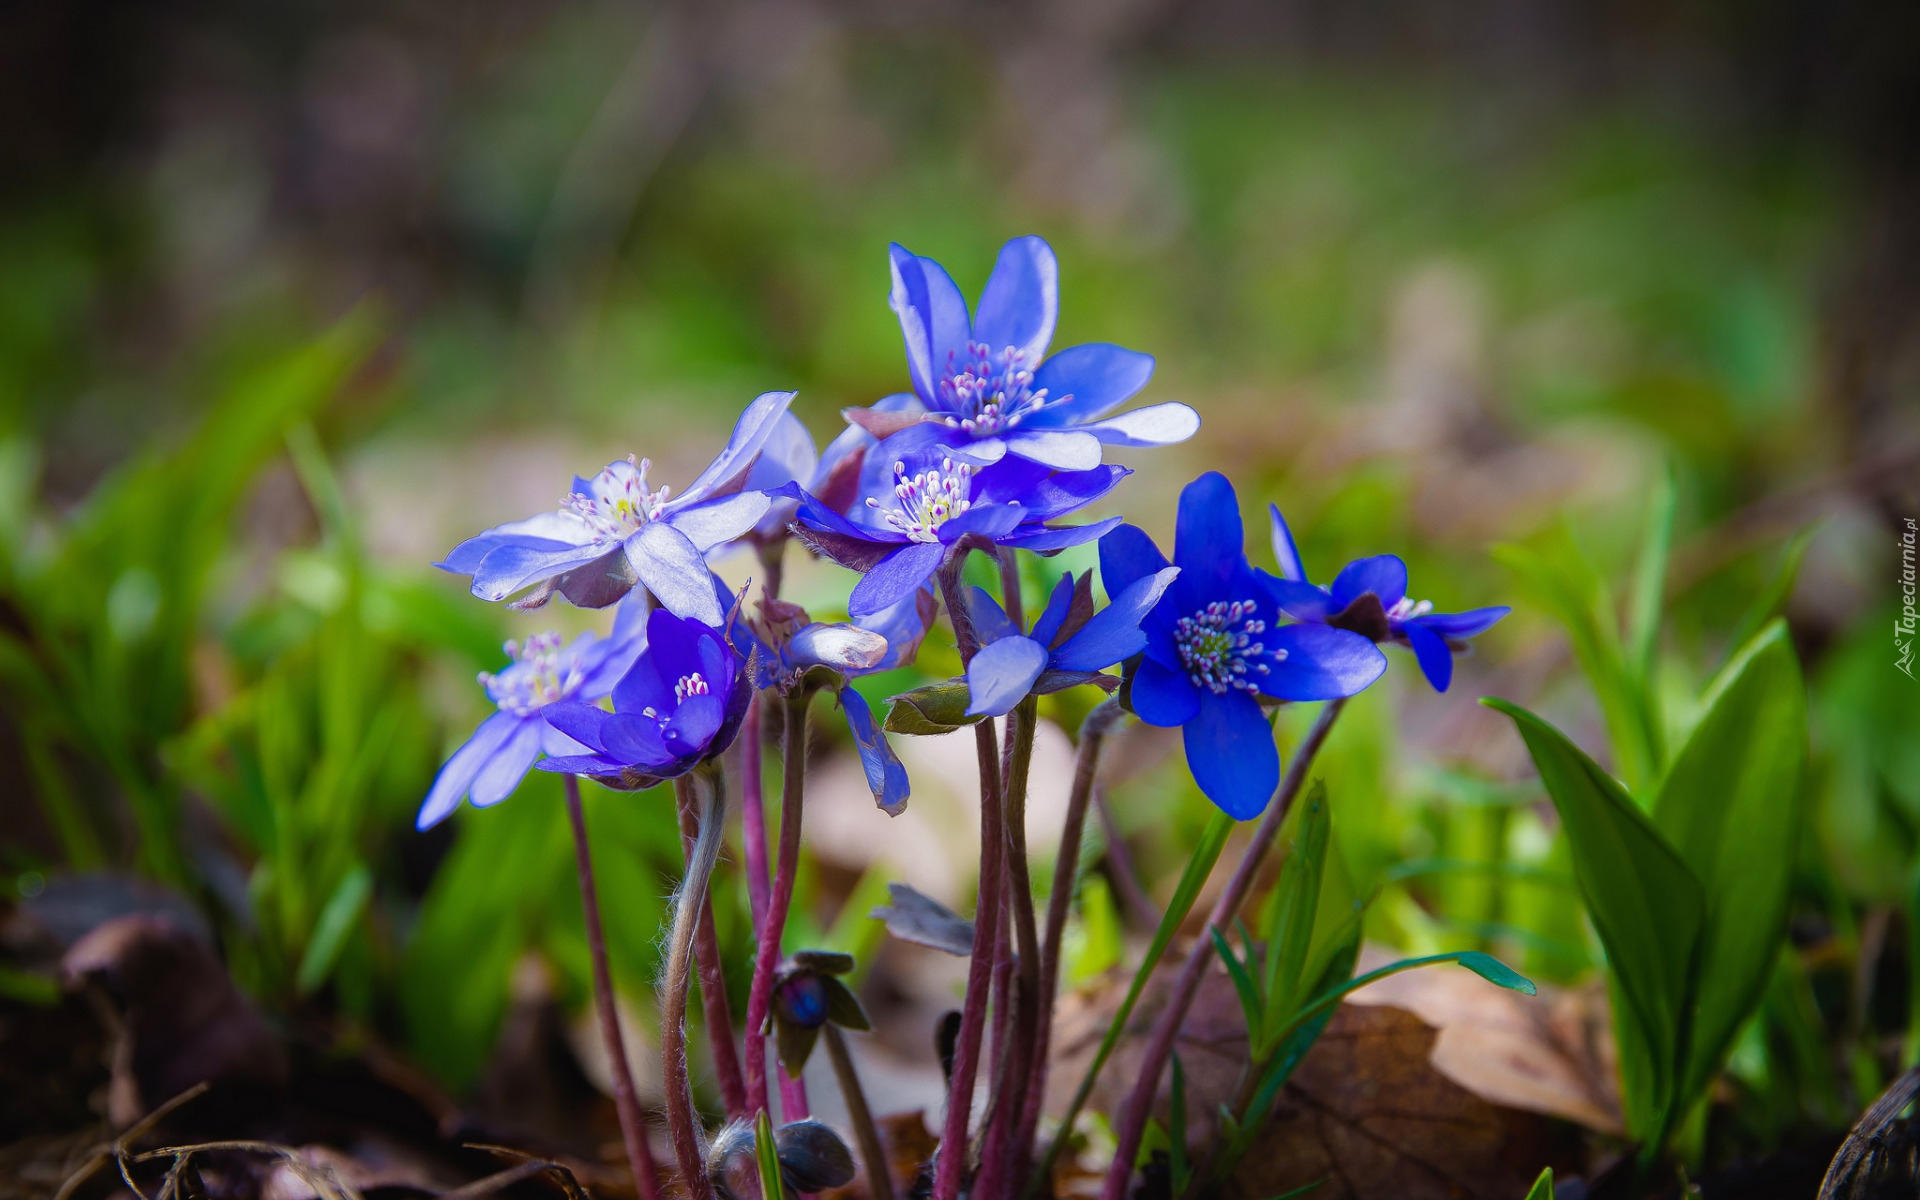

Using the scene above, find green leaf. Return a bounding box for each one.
[755,1108,786,1200]
[1259,780,1329,1047]
[1723,527,1814,666]
[296,863,373,995]
[1651,620,1807,1107]
[1210,927,1264,1040]
[1626,467,1676,688]
[1276,950,1537,1049]
[1493,528,1660,791]
[1263,1182,1326,1199]
[1483,697,1704,1147]
[1524,1166,1554,1200]
[882,681,986,735]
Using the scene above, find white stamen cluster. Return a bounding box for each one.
[674,672,710,703]
[1385,596,1435,623]
[1174,600,1279,695]
[867,458,974,543]
[564,455,672,543]
[481,631,581,715]
[937,342,1058,435]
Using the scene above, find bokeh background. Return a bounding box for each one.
[3,0,1918,1176]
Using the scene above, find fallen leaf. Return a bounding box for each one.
[60,913,286,1127]
[1224,1004,1557,1200]
[1345,946,1622,1134]
[1051,956,1579,1200]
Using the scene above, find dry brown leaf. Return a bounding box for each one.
[1224,1004,1562,1200]
[1051,953,1581,1200]
[1346,946,1622,1134]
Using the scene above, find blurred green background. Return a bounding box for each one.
[1,0,1916,1167]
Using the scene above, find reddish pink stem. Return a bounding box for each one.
[744,693,811,1120]
[1097,699,1347,1200]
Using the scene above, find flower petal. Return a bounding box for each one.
[1028,344,1155,425]
[469,718,547,808]
[790,623,890,672]
[1329,555,1408,611]
[469,540,615,603]
[889,245,971,402]
[1267,505,1307,583]
[438,512,589,574]
[1130,656,1201,727]
[603,713,674,768]
[1001,430,1103,470]
[939,501,1026,542]
[966,585,1020,645]
[542,702,616,753]
[1258,573,1333,623]
[1054,566,1180,671]
[1098,524,1172,601]
[965,635,1049,717]
[743,409,819,495]
[1184,691,1280,820]
[1000,516,1123,554]
[627,522,726,625]
[672,491,772,552]
[849,541,946,617]
[674,390,797,505]
[1028,573,1079,647]
[417,711,522,830]
[1082,402,1199,449]
[1259,625,1388,702]
[971,235,1057,363]
[1173,472,1245,604]
[839,686,911,815]
[1412,606,1510,640]
[1400,619,1456,692]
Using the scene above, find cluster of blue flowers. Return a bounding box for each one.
[418,237,1507,827]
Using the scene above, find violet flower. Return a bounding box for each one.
[438,391,794,625]
[775,449,1128,618]
[737,588,931,815]
[961,566,1180,718]
[416,599,647,830]
[1262,506,1510,693]
[536,607,753,789]
[1098,474,1388,819]
[857,237,1198,470]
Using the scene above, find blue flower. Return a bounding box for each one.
[861,237,1198,471]
[416,599,648,830]
[1262,506,1510,693]
[1098,474,1388,820]
[737,407,874,546]
[536,607,754,788]
[736,589,932,815]
[438,391,795,624]
[775,448,1129,619]
[960,566,1180,718]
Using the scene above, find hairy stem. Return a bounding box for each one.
[1014,697,1127,1174]
[676,777,747,1118]
[663,769,729,1200]
[932,549,1007,1200]
[565,776,663,1200]
[1098,699,1348,1200]
[824,1024,896,1200]
[976,695,1043,1198]
[740,696,771,929]
[744,692,812,1121]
